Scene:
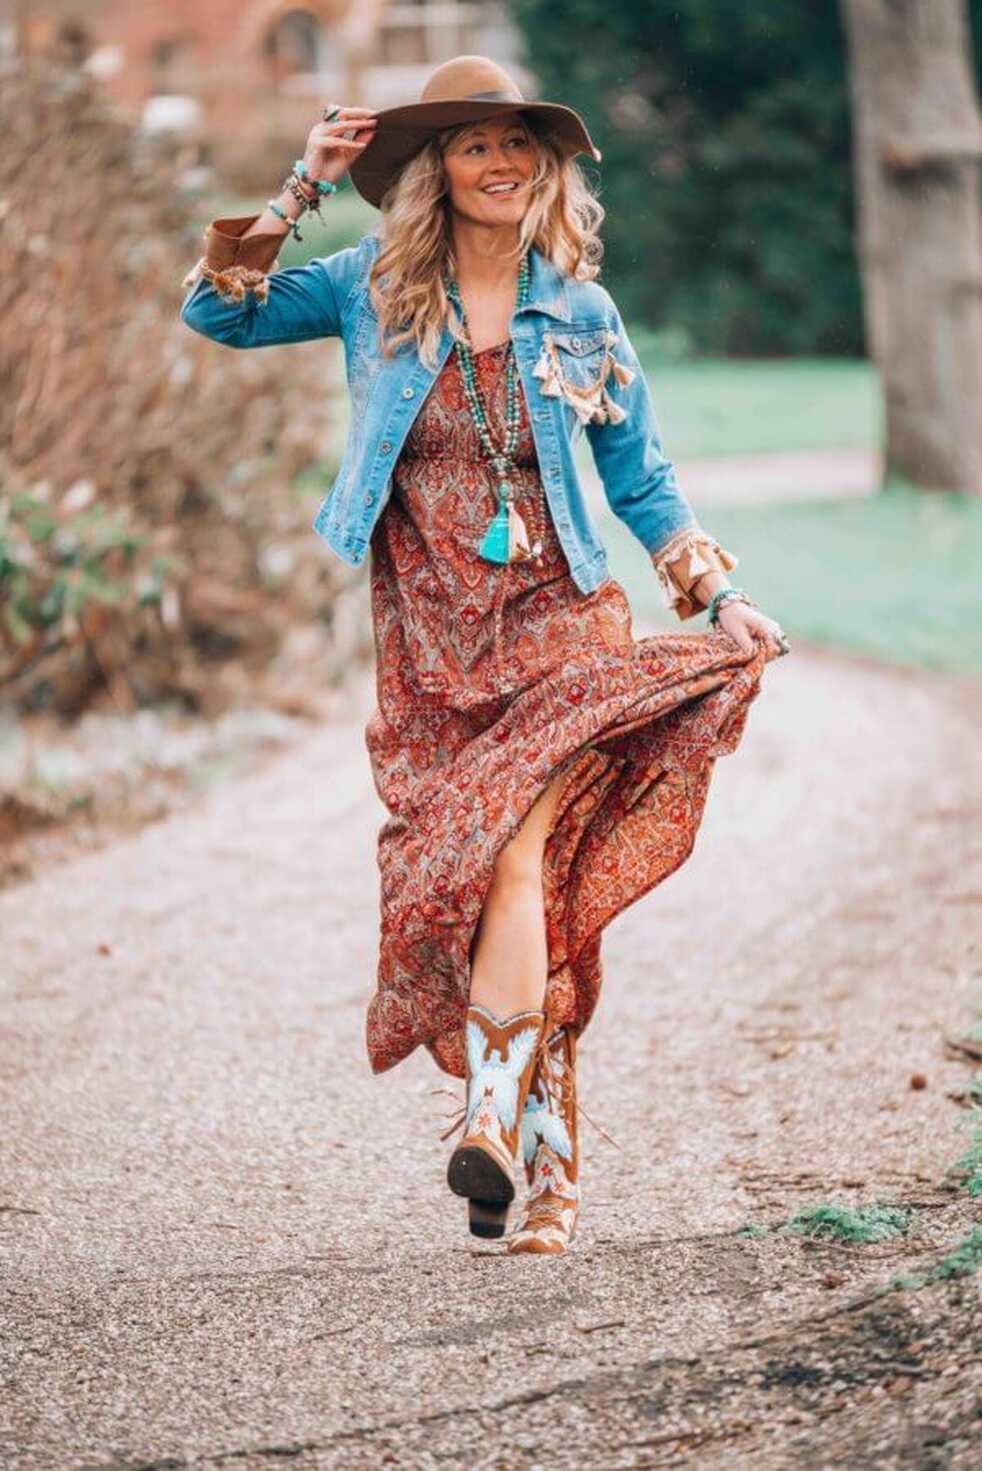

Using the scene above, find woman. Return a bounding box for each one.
[181,55,788,1256]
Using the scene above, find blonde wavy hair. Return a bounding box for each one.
[367,113,604,368]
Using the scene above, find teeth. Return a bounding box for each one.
[484,183,517,193]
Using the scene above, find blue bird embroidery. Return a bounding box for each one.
[465,1021,540,1133]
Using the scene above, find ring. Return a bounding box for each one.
[775,633,791,656]
[322,105,341,122]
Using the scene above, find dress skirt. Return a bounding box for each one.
[363,339,766,1079]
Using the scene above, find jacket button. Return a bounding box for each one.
[381,439,392,452]
[402,387,415,399]
[570,336,580,349]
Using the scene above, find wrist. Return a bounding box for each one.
[295,158,340,195]
[707,586,755,626]
[692,570,730,605]
[277,186,306,217]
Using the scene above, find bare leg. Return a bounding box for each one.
[469,768,568,1017]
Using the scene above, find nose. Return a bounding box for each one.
[484,140,515,170]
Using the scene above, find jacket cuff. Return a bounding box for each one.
[650,527,739,621]
[181,214,286,302]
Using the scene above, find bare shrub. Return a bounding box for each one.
[1,61,369,718]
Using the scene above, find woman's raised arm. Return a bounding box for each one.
[179,104,377,349]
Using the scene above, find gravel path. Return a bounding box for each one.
[3,632,981,1469]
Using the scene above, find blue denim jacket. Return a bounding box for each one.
[180,231,698,595]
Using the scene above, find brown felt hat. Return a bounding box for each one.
[348,54,602,209]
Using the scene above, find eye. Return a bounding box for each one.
[465,135,529,155]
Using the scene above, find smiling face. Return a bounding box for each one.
[440,113,535,228]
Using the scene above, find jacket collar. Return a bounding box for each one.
[520,246,572,323]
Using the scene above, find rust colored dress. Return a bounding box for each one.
[364,339,766,1079]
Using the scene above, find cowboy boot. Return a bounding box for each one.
[447,1003,546,1239]
[507,1026,579,1255]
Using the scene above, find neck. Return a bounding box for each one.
[450,216,523,289]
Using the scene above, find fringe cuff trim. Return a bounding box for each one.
[651,527,739,621]
[181,258,271,305]
[531,328,637,426]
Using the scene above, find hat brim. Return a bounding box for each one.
[348,99,602,209]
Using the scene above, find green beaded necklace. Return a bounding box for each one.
[445,256,536,565]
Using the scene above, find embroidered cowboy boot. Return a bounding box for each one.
[447,1003,546,1239]
[507,1026,579,1255]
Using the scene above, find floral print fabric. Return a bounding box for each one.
[364,341,767,1078]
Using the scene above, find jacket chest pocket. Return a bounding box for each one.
[532,326,634,426]
[548,328,608,384]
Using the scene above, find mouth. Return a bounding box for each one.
[481,182,521,197]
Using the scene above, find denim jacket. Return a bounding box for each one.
[180,221,706,598]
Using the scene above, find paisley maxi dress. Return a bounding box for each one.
[364,338,767,1079]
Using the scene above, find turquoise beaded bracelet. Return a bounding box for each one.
[294,159,339,195]
[707,586,754,626]
[267,198,304,241]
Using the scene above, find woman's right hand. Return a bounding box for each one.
[302,105,379,187]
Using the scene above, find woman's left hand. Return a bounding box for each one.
[717,600,789,661]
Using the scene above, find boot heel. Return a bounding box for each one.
[447,1143,515,1205]
[468,1198,510,1239]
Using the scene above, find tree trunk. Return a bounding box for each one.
[841,0,982,494]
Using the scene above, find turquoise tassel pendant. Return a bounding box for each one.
[478,498,511,563]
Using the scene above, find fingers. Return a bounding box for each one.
[318,106,379,132]
[311,119,378,151]
[756,627,791,660]
[722,617,788,660]
[322,105,379,117]
[314,135,373,152]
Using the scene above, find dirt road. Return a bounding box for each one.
[3,632,981,1469]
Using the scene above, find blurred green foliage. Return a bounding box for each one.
[509,0,982,356]
[1,487,181,697]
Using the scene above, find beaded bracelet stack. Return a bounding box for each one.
[706,586,755,626]
[267,159,339,243]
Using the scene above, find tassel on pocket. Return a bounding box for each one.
[532,331,636,426]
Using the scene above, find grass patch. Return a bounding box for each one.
[740,1201,913,1244]
[782,1202,912,1244]
[628,340,881,459]
[892,1228,982,1292]
[946,1113,982,1198]
[602,481,982,676]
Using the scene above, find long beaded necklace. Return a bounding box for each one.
[445,257,542,565]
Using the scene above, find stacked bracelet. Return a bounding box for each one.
[294,159,339,196]
[707,587,755,626]
[267,197,305,242]
[270,162,338,242]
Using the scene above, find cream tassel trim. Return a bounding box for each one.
[532,334,636,425]
[651,528,740,621]
[507,501,534,562]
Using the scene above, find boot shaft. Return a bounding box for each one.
[520,1026,579,1186]
[463,1003,546,1166]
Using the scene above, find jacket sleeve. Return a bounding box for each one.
[179,214,357,349]
[585,294,737,619]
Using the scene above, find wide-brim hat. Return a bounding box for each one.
[349,54,602,209]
